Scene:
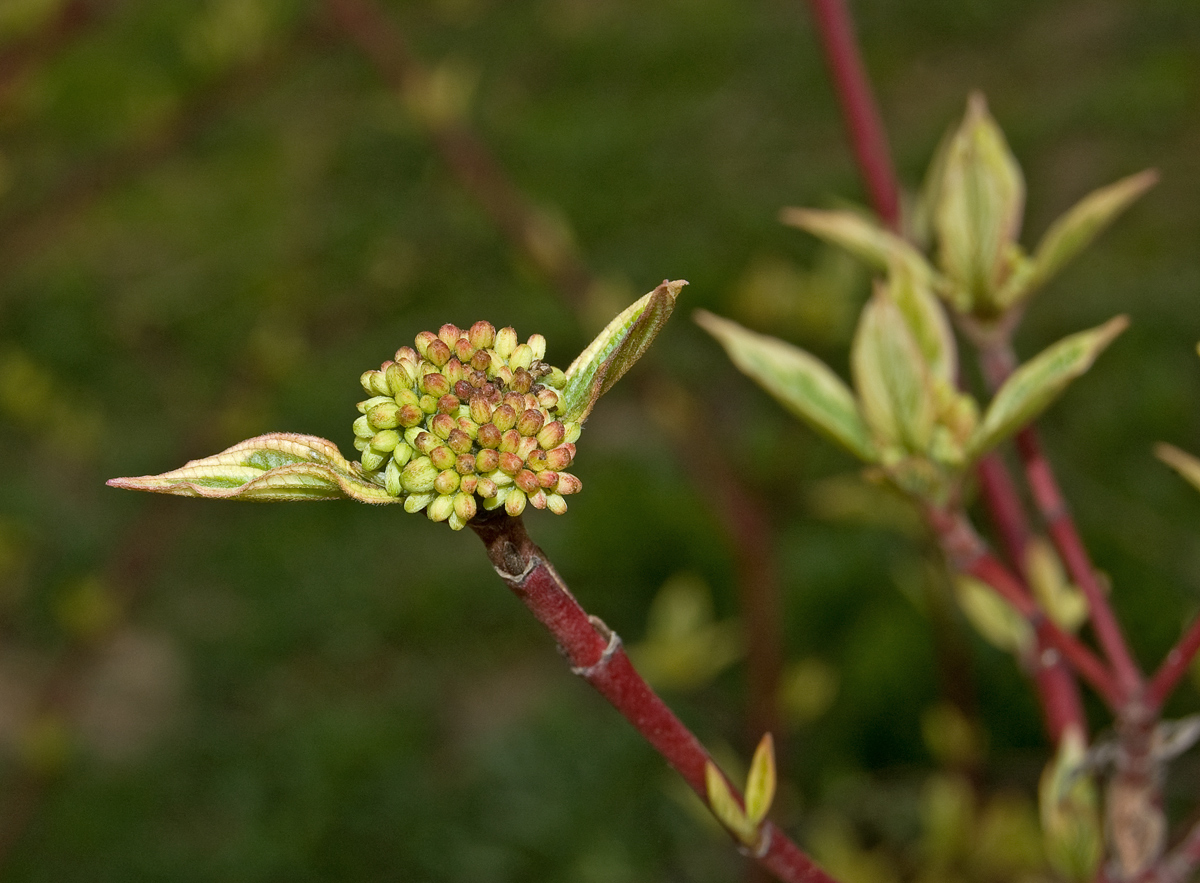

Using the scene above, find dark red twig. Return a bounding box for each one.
[804,0,901,230]
[1146,614,1200,711]
[470,514,834,883]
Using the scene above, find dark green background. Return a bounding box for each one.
[2,1,1200,879]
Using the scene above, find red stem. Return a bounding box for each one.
[926,506,1122,709]
[1146,614,1200,711]
[804,0,901,230]
[470,514,836,883]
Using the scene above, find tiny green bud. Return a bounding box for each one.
[469,396,492,425]
[427,339,452,367]
[414,331,438,357]
[419,394,438,414]
[361,447,387,471]
[430,445,457,470]
[492,404,517,431]
[536,387,560,411]
[526,449,549,471]
[546,493,567,514]
[517,408,545,437]
[353,415,375,439]
[528,489,548,510]
[516,435,539,460]
[536,469,558,489]
[455,417,479,439]
[437,394,460,414]
[430,413,455,439]
[494,365,515,386]
[484,487,507,510]
[371,430,400,452]
[564,422,581,444]
[476,448,500,472]
[498,429,520,454]
[434,469,461,495]
[470,320,496,350]
[510,343,534,371]
[544,367,566,389]
[537,421,565,450]
[395,345,418,363]
[404,492,435,513]
[505,488,527,516]
[477,477,498,498]
[395,388,420,408]
[545,446,573,470]
[353,437,370,452]
[454,491,477,523]
[401,456,438,493]
[386,362,415,393]
[367,402,402,429]
[444,358,466,385]
[527,333,546,361]
[385,459,403,496]
[392,443,413,466]
[397,404,424,428]
[421,372,451,398]
[428,494,455,522]
[459,474,478,494]
[357,395,394,415]
[447,428,473,454]
[454,338,475,362]
[437,323,462,347]
[495,326,518,358]
[498,452,524,476]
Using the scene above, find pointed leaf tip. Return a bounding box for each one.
[561,280,685,423]
[1156,442,1200,496]
[696,310,876,461]
[745,733,777,826]
[107,433,399,504]
[969,316,1128,458]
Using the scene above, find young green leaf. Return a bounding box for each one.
[1156,442,1200,496]
[1039,728,1103,883]
[934,92,1025,312]
[998,169,1158,308]
[107,433,399,504]
[704,761,756,846]
[744,733,777,827]
[780,207,935,284]
[968,316,1129,458]
[885,261,957,384]
[560,279,685,423]
[851,290,936,453]
[695,310,876,462]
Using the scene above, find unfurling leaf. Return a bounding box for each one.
[1039,728,1103,883]
[851,290,936,452]
[1000,170,1158,308]
[695,310,876,461]
[934,92,1025,314]
[884,261,957,384]
[968,316,1128,458]
[954,574,1033,655]
[1156,442,1200,496]
[107,433,399,504]
[704,761,758,847]
[561,279,685,423]
[744,733,777,827]
[781,207,935,285]
[1026,536,1088,633]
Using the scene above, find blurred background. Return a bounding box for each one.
[3,0,1200,880]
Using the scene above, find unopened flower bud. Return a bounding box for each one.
[527,333,546,361]
[404,492,435,513]
[426,339,452,367]
[528,489,548,509]
[397,404,424,428]
[358,395,393,415]
[454,380,474,400]
[437,394,460,414]
[353,416,375,439]
[515,469,539,494]
[421,373,451,398]
[546,493,567,514]
[510,343,534,371]
[447,428,473,454]
[476,448,500,472]
[502,392,525,413]
[544,367,566,388]
[371,430,400,452]
[494,365,514,386]
[368,402,402,429]
[419,394,438,414]
[454,492,477,523]
[401,456,438,493]
[434,469,460,495]
[537,421,565,450]
[469,320,495,350]
[437,323,461,346]
[517,408,545,437]
[430,413,455,439]
[361,370,389,397]
[536,388,560,411]
[498,429,520,454]
[413,431,438,455]
[414,331,437,357]
[526,449,548,471]
[537,469,558,489]
[459,474,478,494]
[477,477,498,498]
[430,445,457,470]
[556,473,582,495]
[516,436,539,460]
[470,350,491,373]
[495,326,518,358]
[564,423,581,444]
[395,388,420,408]
[361,447,387,471]
[477,423,501,449]
[427,494,455,522]
[492,404,517,432]
[386,362,415,394]
[443,358,466,385]
[505,489,527,516]
[456,453,476,474]
[545,445,572,470]
[469,396,492,425]
[454,338,474,363]
[392,443,413,467]
[498,451,524,476]
[455,417,478,439]
[385,459,403,496]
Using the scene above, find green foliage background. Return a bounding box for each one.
[3,1,1200,880]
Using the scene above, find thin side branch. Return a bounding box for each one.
[470,514,836,883]
[1146,614,1200,711]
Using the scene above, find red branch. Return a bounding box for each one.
[470,514,835,883]
[1146,614,1200,711]
[804,0,901,230]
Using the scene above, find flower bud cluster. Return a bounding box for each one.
[352,321,583,529]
